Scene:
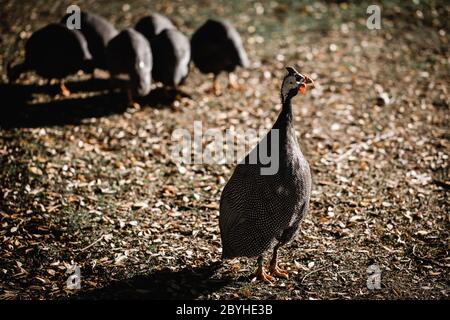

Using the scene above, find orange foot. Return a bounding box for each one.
[227,79,239,90]
[253,267,273,283]
[206,82,221,96]
[60,83,71,97]
[227,74,241,90]
[129,101,141,109]
[269,264,289,279]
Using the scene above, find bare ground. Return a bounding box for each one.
[0,0,449,299]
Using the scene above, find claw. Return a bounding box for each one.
[129,102,141,109]
[253,266,273,283]
[227,73,240,90]
[205,75,221,96]
[60,82,70,97]
[269,264,289,279]
[126,89,141,109]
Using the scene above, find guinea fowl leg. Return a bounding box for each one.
[127,89,140,109]
[169,86,182,102]
[206,74,221,96]
[213,74,221,95]
[59,81,71,97]
[227,72,240,90]
[269,244,288,279]
[254,256,273,283]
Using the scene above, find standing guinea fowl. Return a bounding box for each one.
[191,19,249,95]
[219,67,315,282]
[105,28,152,107]
[151,29,190,88]
[61,11,118,71]
[7,23,92,96]
[135,13,175,43]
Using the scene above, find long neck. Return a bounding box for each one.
[271,94,301,161]
[273,95,294,131]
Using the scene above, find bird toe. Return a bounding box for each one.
[269,265,289,279]
[253,268,273,283]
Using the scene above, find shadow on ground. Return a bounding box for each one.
[72,262,230,300]
[0,79,189,129]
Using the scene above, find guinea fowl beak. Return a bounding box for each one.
[299,74,315,95]
[304,75,315,87]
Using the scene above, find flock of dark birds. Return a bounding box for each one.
[6,10,316,282]
[7,11,249,102]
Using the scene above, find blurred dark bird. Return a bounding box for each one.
[135,13,175,43]
[219,67,314,282]
[7,23,93,96]
[151,29,190,88]
[191,19,249,95]
[61,11,118,70]
[105,28,152,107]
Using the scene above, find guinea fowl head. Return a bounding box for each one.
[280,66,314,103]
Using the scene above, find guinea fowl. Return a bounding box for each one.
[135,13,175,43]
[191,19,249,95]
[219,67,314,282]
[7,23,92,96]
[105,28,152,107]
[151,29,190,88]
[61,11,118,71]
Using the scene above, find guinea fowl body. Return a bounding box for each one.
[8,23,92,82]
[219,67,312,267]
[61,11,118,70]
[151,29,190,87]
[135,13,175,43]
[105,28,152,97]
[191,19,249,75]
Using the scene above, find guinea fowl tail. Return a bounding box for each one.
[222,247,232,260]
[221,237,237,260]
[7,61,29,83]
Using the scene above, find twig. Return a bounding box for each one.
[412,245,448,268]
[300,264,332,284]
[75,235,105,252]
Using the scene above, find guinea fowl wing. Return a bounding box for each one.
[61,11,117,69]
[171,32,191,85]
[26,24,91,79]
[219,132,304,258]
[224,23,249,69]
[106,29,152,97]
[130,32,152,97]
[220,164,270,258]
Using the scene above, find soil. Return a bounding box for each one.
[0,0,448,299]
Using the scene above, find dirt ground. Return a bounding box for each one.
[0,0,448,300]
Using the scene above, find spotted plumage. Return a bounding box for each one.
[61,11,118,70]
[151,29,191,87]
[191,19,248,75]
[105,28,152,98]
[7,23,92,83]
[219,66,314,281]
[191,19,249,94]
[135,13,175,43]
